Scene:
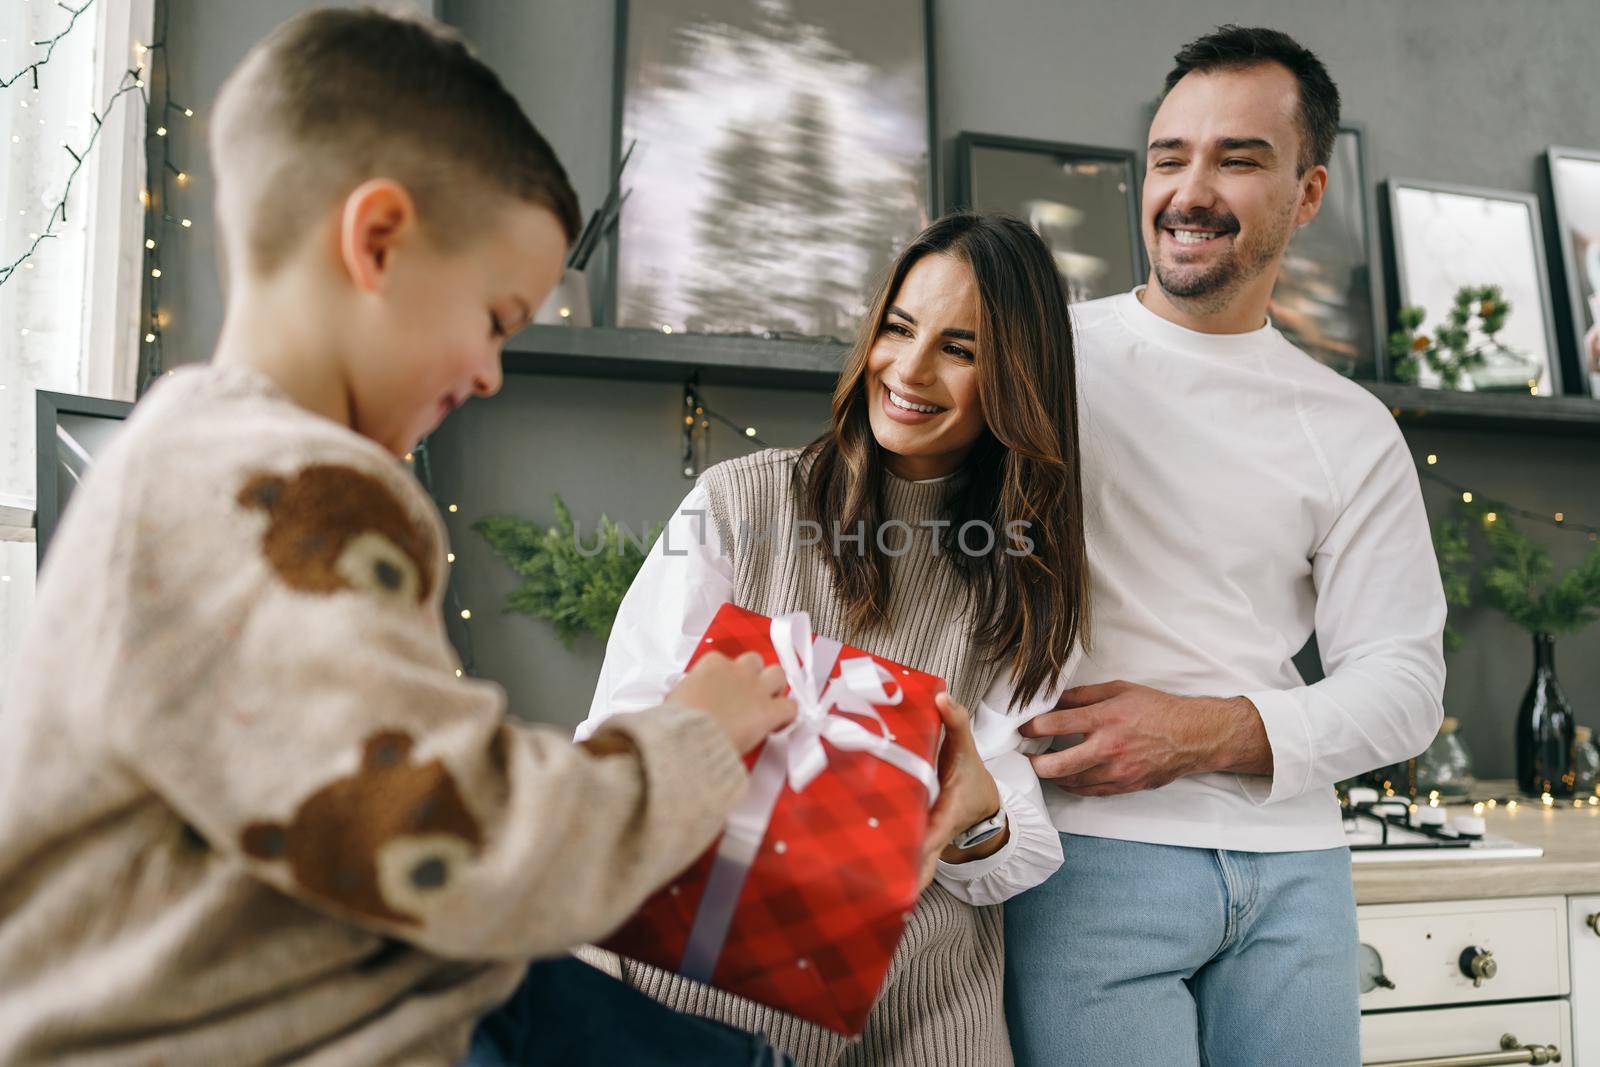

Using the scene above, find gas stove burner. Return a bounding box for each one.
[1340,787,1543,864]
[1343,802,1473,852]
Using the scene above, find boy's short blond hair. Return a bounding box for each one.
[211,7,581,278]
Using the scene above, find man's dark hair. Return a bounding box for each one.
[1161,25,1341,175]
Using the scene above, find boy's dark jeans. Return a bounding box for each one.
[464,955,793,1066]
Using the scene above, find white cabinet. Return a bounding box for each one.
[1358,897,1569,1011]
[1358,897,1573,1066]
[1572,894,1600,1066]
[1361,1000,1569,1065]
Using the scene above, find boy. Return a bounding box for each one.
[0,9,795,1065]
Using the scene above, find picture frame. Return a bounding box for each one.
[34,390,133,561]
[1384,178,1563,395]
[1543,146,1600,398]
[950,131,1143,305]
[1269,124,1386,380]
[606,0,938,341]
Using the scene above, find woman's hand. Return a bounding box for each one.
[917,692,1006,891]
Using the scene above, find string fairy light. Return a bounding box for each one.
[410,437,477,676]
[0,5,147,287]
[138,0,189,393]
[0,0,96,91]
[1418,461,1600,541]
[680,374,767,478]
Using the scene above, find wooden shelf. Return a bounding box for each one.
[1363,381,1600,437]
[504,325,843,391]
[505,327,1600,435]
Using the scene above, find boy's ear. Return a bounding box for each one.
[339,178,416,293]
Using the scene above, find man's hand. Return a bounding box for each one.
[1018,681,1271,797]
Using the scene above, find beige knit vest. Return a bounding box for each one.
[610,448,1015,1067]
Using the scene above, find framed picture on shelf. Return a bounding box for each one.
[1544,146,1600,398]
[951,132,1142,304]
[33,391,133,562]
[1385,178,1562,395]
[608,0,936,341]
[1269,125,1385,380]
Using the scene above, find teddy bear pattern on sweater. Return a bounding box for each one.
[234,463,474,926]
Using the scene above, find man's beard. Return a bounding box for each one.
[1151,202,1295,306]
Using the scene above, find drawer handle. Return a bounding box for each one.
[1365,1034,1561,1067]
[1586,912,1599,937]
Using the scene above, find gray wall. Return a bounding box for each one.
[159,0,1600,778]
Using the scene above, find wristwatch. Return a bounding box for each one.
[952,807,1007,850]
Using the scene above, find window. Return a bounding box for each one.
[1,0,152,684]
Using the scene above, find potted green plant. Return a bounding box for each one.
[1390,285,1542,393]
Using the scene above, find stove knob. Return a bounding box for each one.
[1346,787,1380,806]
[1358,943,1395,993]
[1459,946,1497,987]
[1453,814,1486,838]
[1411,807,1447,829]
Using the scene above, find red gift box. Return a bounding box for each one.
[601,603,944,1036]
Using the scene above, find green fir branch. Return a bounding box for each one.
[1433,517,1474,655]
[1465,501,1600,637]
[474,495,659,648]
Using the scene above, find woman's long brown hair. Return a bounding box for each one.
[796,212,1090,711]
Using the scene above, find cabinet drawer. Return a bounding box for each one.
[1357,897,1568,1010]
[1361,1000,1570,1066]
[1571,894,1600,1067]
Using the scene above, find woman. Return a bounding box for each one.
[579,212,1090,1065]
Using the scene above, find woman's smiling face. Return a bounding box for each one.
[864,253,987,481]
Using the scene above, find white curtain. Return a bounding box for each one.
[1,0,153,686]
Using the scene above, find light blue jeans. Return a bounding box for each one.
[1004,833,1359,1067]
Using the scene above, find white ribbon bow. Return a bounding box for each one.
[767,611,940,800]
[679,610,941,982]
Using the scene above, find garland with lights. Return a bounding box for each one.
[138,0,193,393]
[0,0,95,90]
[681,374,767,478]
[410,438,477,677]
[0,0,153,288]
[1418,456,1600,542]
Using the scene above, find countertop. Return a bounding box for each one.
[1352,786,1600,905]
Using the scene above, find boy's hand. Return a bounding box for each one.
[668,651,797,755]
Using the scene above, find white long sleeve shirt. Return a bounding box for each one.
[1052,289,1447,852]
[579,482,1068,906]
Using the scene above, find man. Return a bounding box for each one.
[1004,26,1446,1067]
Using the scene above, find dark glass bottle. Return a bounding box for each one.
[1516,632,1577,797]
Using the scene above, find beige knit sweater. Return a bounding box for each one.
[0,363,749,1066]
[596,448,1016,1067]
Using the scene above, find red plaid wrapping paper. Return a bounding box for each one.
[600,603,945,1035]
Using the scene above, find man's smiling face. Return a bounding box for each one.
[1143,61,1321,311]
